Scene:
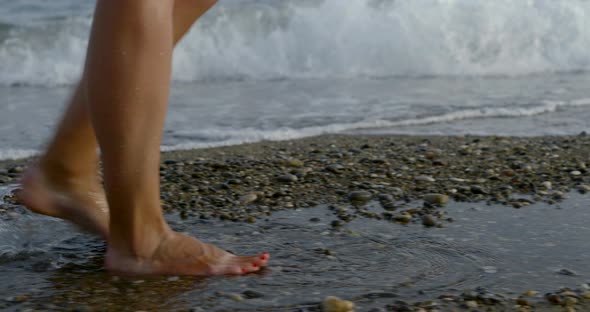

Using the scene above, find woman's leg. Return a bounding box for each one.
[19,0,220,239]
[86,0,267,275]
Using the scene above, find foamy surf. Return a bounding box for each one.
[2,0,590,86]
[1,97,588,161]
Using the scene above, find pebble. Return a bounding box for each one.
[515,298,529,306]
[326,164,344,173]
[563,296,578,306]
[557,268,577,276]
[415,175,436,182]
[321,296,354,312]
[423,194,450,205]
[378,194,394,202]
[348,191,372,202]
[394,213,412,223]
[242,290,264,299]
[239,193,259,205]
[228,293,244,301]
[523,290,538,297]
[167,276,180,282]
[570,170,582,176]
[464,300,478,308]
[546,293,561,304]
[421,215,437,227]
[285,159,304,168]
[277,174,298,183]
[390,187,404,196]
[542,181,552,190]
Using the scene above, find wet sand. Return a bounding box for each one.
[1,134,589,311]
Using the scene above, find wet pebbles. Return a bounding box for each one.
[0,134,589,311]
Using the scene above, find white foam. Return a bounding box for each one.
[0,149,39,161]
[161,98,588,152]
[2,0,590,86]
[0,97,586,160]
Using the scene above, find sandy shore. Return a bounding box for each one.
[1,134,589,311]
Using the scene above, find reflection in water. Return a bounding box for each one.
[1,185,589,310]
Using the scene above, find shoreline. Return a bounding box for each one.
[1,133,589,311]
[2,132,589,229]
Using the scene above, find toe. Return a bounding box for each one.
[236,253,270,267]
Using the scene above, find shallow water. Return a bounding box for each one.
[1,185,589,311]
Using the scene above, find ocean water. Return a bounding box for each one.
[1,0,590,160]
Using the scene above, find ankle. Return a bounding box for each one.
[38,157,100,189]
[108,217,171,259]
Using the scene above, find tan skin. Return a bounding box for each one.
[18,0,269,276]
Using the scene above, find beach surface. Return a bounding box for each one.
[1,134,589,311]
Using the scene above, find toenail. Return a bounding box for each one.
[260,255,266,260]
[252,263,258,268]
[242,268,247,273]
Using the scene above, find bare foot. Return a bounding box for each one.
[105,231,270,276]
[17,164,109,238]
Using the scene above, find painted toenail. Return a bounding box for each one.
[253,263,258,268]
[242,268,247,273]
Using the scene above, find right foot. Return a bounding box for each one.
[17,164,109,239]
[106,231,270,276]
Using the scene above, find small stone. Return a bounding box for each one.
[577,185,590,193]
[277,174,298,183]
[563,296,578,306]
[239,193,258,205]
[470,185,487,194]
[546,294,561,304]
[382,202,397,211]
[524,290,538,297]
[321,296,354,312]
[348,191,372,202]
[561,291,579,298]
[229,293,244,301]
[421,215,437,227]
[9,295,29,303]
[464,300,478,308]
[501,169,515,177]
[432,159,448,166]
[331,220,343,228]
[542,181,552,190]
[570,171,582,176]
[285,159,304,168]
[515,298,529,306]
[557,268,577,276]
[8,166,24,174]
[450,177,466,182]
[326,164,344,173]
[242,290,264,299]
[394,213,412,223]
[423,194,450,205]
[167,276,180,282]
[390,188,404,197]
[378,194,394,202]
[415,175,436,182]
[582,292,590,299]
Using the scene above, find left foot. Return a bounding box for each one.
[17,164,109,238]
